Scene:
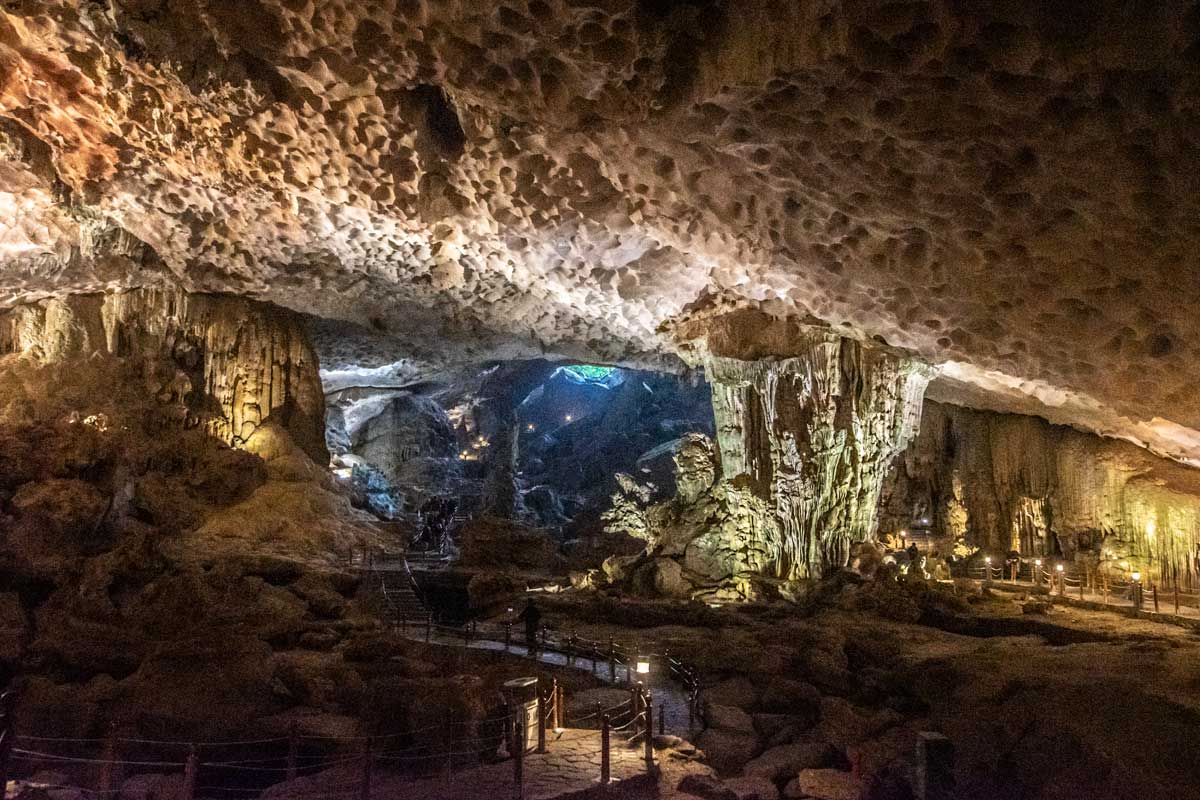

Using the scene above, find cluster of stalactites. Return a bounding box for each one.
[703,336,933,579]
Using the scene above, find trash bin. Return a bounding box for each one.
[502,677,539,754]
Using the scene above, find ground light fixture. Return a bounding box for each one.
[1056,563,1064,573]
[636,656,650,675]
[1132,572,1141,582]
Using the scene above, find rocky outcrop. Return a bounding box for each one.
[668,312,932,580]
[880,401,1200,584]
[0,288,328,464]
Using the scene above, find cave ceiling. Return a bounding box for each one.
[1,1,1199,461]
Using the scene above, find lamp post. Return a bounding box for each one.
[1132,571,1143,612]
[1034,558,1043,587]
[983,556,992,587]
[1055,563,1065,595]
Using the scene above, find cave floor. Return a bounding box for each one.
[499,581,1200,797]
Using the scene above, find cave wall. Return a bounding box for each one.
[880,401,1200,586]
[0,288,328,464]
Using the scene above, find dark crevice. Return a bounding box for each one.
[408,84,467,160]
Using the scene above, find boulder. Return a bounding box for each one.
[677,774,737,800]
[761,677,822,719]
[705,703,757,734]
[743,741,837,782]
[706,676,761,710]
[697,729,762,774]
[792,769,863,800]
[817,697,901,750]
[723,775,779,800]
[752,714,811,746]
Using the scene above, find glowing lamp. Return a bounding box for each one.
[1055,564,1064,573]
[527,423,535,431]
[984,556,991,564]
[1034,559,1042,567]
[564,414,573,422]
[636,659,650,675]
[1132,572,1142,582]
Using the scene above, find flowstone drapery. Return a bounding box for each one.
[692,323,933,580]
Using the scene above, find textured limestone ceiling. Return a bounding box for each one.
[0,1,1199,461]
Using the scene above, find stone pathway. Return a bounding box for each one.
[399,627,698,737]
[262,729,651,800]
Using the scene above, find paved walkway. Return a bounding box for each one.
[262,729,650,800]
[398,627,698,737]
[978,575,1200,629]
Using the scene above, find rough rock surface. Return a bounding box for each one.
[881,400,1200,583]
[689,319,933,578]
[2,2,1200,464]
[0,288,327,463]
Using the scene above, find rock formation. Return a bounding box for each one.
[880,401,1200,587]
[667,310,933,581]
[0,288,328,464]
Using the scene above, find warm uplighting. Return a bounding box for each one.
[1034,559,1042,567]
[1055,563,1064,573]
[527,423,535,431]
[564,414,573,422]
[1132,572,1142,582]
[984,556,991,564]
[636,659,650,674]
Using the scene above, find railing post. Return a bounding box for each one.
[359,738,373,800]
[1153,584,1160,614]
[536,686,547,754]
[915,732,954,800]
[631,683,643,737]
[182,745,198,800]
[0,688,19,798]
[643,690,654,771]
[285,722,299,782]
[505,623,512,650]
[1175,585,1181,615]
[600,714,611,786]
[426,613,432,642]
[98,721,119,798]
[608,639,616,682]
[513,707,525,800]
[550,678,560,730]
[400,613,407,635]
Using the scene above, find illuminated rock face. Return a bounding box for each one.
[0,288,328,463]
[881,402,1200,584]
[703,336,932,579]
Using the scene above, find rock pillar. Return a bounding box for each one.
[699,331,932,579]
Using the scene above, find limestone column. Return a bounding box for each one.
[695,325,932,579]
